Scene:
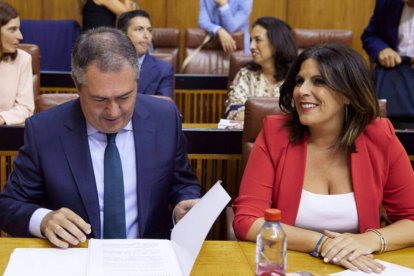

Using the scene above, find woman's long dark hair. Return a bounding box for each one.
[0,1,19,61]
[247,16,297,82]
[279,44,379,153]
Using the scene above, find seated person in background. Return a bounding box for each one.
[0,1,34,125]
[117,10,174,98]
[361,0,414,69]
[0,27,200,248]
[233,44,414,273]
[224,17,297,121]
[198,0,252,53]
[82,0,138,31]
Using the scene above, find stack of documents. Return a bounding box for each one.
[4,182,230,276]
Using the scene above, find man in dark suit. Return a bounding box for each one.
[361,0,414,68]
[361,0,414,125]
[0,27,200,248]
[117,10,174,98]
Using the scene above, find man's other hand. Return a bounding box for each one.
[40,207,91,248]
[378,48,402,68]
[174,199,200,223]
[214,0,228,7]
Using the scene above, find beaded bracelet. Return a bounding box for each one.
[366,228,386,254]
[310,235,328,257]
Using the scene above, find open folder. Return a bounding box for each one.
[4,181,230,276]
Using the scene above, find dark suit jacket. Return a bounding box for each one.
[0,94,200,239]
[138,54,174,98]
[361,0,404,63]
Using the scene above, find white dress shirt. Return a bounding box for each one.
[398,4,414,57]
[29,121,139,239]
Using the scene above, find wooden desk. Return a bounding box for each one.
[1,238,414,276]
[0,238,253,276]
[239,242,414,275]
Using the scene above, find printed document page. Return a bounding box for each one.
[330,260,414,276]
[87,239,182,276]
[4,248,87,276]
[86,181,230,276]
[171,181,231,276]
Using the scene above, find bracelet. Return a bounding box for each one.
[366,228,386,254]
[310,235,328,257]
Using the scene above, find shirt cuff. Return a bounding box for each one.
[29,208,52,238]
[213,26,221,35]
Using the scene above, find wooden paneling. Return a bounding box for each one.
[251,0,287,22]
[287,0,376,61]
[166,0,199,66]
[42,0,83,24]
[138,0,167,28]
[4,0,43,19]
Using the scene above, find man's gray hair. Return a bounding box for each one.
[71,27,139,86]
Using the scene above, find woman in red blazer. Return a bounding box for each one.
[233,44,414,273]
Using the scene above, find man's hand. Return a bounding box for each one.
[40,207,91,248]
[378,48,402,68]
[174,199,200,223]
[0,116,5,125]
[214,0,228,6]
[217,28,237,53]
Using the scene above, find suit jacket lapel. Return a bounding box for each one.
[132,99,156,237]
[138,55,158,95]
[60,100,101,238]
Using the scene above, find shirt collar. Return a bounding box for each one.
[87,120,133,137]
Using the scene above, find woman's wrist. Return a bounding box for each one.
[310,234,329,257]
[365,229,386,253]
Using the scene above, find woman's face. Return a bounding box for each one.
[1,17,23,54]
[293,58,349,130]
[250,25,274,67]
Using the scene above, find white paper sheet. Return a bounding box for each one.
[4,181,230,276]
[3,248,87,276]
[86,239,182,276]
[171,181,231,276]
[329,260,414,276]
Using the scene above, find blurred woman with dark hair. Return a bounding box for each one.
[82,0,138,31]
[0,1,34,125]
[224,17,297,121]
[233,44,414,273]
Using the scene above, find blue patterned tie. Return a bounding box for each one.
[103,133,126,239]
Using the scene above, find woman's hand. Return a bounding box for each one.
[321,230,380,264]
[336,254,385,274]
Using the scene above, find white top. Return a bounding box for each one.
[224,67,282,120]
[295,189,359,233]
[398,4,414,57]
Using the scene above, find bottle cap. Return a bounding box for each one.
[264,208,281,221]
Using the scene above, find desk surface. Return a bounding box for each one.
[1,238,413,276]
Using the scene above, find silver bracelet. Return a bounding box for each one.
[366,228,386,254]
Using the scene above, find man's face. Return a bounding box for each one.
[127,16,153,57]
[78,63,138,133]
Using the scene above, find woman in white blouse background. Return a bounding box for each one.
[0,1,34,125]
[224,16,297,121]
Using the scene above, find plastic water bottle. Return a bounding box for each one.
[256,208,287,276]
